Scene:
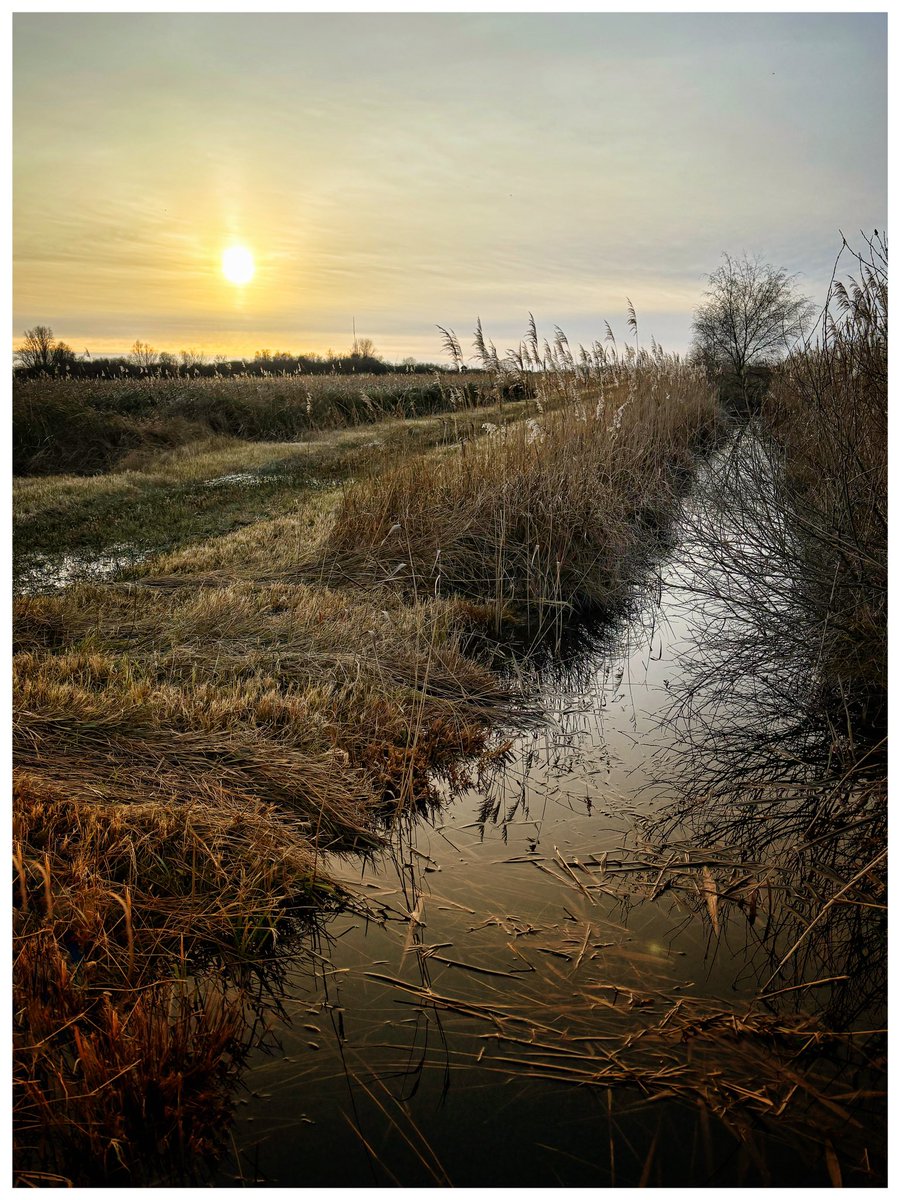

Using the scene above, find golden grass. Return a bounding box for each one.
[12,578,509,1182]
[12,768,340,1184]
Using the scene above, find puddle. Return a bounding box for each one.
[203,470,266,488]
[14,545,146,593]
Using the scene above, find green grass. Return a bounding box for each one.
[13,370,505,476]
[14,398,538,587]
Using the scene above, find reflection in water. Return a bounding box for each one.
[644,429,886,1036]
[211,435,884,1187]
[15,543,146,594]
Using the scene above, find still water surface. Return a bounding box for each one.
[215,447,884,1187]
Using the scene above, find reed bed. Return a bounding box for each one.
[648,238,888,1032]
[322,347,719,636]
[13,319,724,1182]
[763,232,886,720]
[14,394,538,584]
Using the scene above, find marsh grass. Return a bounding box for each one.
[321,275,887,1186]
[12,577,514,1182]
[14,395,538,586]
[763,233,887,721]
[647,238,887,1032]
[12,770,336,1184]
[322,345,719,638]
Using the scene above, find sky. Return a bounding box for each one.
[12,12,887,363]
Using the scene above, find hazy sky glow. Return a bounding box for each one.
[13,12,887,362]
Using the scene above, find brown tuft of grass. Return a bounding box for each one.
[12,769,344,1184]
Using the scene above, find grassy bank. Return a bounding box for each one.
[14,582,510,1183]
[640,239,887,1108]
[14,396,537,586]
[322,358,719,634]
[338,262,888,1184]
[764,234,887,725]
[669,236,886,780]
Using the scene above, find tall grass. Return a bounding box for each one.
[641,236,887,1042]
[665,235,886,770]
[764,232,887,721]
[13,313,723,1182]
[323,334,719,636]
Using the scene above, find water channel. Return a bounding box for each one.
[212,435,886,1188]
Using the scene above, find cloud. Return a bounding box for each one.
[13,13,885,357]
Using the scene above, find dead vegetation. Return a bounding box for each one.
[13,772,330,1184]
[322,350,719,635]
[12,571,517,1181]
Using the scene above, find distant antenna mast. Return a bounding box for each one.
[352,316,357,355]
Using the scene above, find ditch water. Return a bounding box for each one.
[214,438,885,1188]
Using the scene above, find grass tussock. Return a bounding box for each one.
[15,581,510,824]
[13,771,332,1184]
[12,580,508,1183]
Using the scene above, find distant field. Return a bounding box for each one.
[12,396,539,589]
[13,370,526,476]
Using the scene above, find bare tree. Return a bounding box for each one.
[131,340,157,370]
[692,254,814,402]
[179,348,204,371]
[16,325,56,371]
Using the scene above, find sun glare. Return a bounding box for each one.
[221,245,255,286]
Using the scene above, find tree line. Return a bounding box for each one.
[13,329,446,380]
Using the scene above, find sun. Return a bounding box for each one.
[221,245,255,286]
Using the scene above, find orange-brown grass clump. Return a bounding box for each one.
[13,773,325,1185]
[322,347,719,636]
[13,576,510,1183]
